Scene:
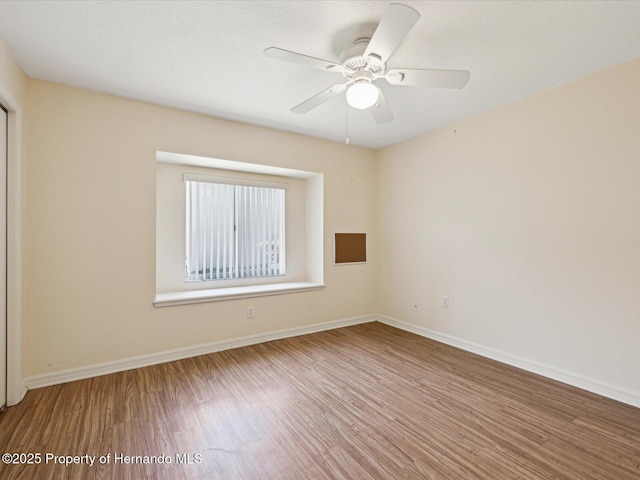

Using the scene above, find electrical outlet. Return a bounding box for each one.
[442,296,449,308]
[247,307,255,319]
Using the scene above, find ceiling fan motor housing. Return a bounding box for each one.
[340,38,386,76]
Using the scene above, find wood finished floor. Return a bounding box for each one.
[1,322,639,479]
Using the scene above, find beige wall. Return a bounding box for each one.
[377,58,640,395]
[24,79,378,377]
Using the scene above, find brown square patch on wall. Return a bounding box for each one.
[334,233,366,264]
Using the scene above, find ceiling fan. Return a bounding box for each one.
[264,3,470,124]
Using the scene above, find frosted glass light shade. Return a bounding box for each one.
[345,82,379,109]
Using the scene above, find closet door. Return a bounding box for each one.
[0,105,6,409]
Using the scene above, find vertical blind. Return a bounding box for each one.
[185,178,286,282]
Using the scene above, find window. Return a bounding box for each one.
[155,151,325,306]
[185,174,286,282]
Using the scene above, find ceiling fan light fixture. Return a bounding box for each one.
[345,81,379,109]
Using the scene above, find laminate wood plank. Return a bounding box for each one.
[1,322,639,479]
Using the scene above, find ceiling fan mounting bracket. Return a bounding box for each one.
[339,37,370,63]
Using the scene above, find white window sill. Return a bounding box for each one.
[154,281,325,307]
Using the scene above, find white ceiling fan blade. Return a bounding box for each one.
[264,47,347,73]
[386,68,471,89]
[291,83,348,114]
[364,4,420,64]
[370,87,394,124]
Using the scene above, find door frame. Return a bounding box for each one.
[1,103,7,409]
[0,83,23,406]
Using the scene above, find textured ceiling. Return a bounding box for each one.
[1,1,640,149]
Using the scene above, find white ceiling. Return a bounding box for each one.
[1,1,640,149]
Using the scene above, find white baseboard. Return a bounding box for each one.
[7,382,28,407]
[24,314,377,390]
[376,315,640,409]
[23,313,640,409]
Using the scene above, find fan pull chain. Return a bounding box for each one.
[345,103,350,146]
